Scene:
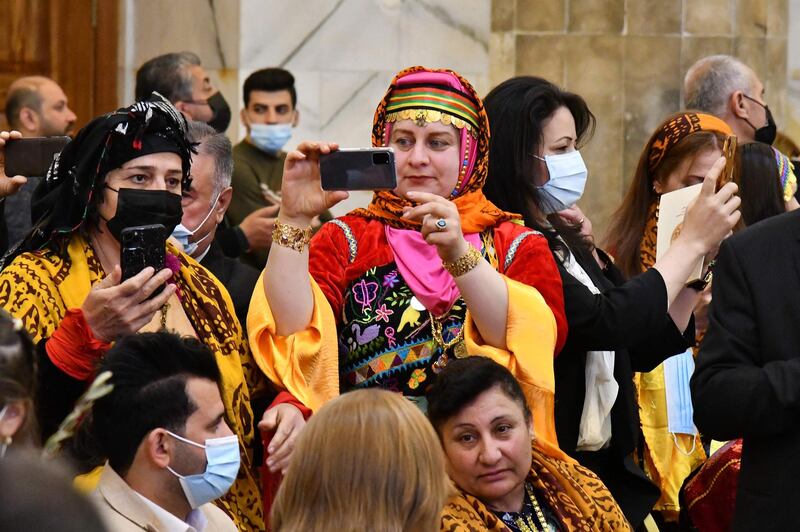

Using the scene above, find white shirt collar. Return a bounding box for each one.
[132,491,208,532]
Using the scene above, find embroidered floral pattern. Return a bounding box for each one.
[339,263,466,397]
[408,368,427,389]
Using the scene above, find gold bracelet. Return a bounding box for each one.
[272,219,312,252]
[442,245,482,277]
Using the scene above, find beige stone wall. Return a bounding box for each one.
[491,0,789,236]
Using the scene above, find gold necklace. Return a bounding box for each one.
[429,311,464,350]
[513,483,548,532]
[429,311,467,372]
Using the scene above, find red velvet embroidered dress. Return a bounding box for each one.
[309,215,567,397]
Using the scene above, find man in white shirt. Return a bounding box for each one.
[90,333,239,532]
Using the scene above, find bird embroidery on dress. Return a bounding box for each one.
[398,304,421,332]
[351,323,380,345]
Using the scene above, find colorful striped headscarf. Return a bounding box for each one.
[352,66,518,232]
[773,148,798,202]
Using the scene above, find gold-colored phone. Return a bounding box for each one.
[719,135,738,189]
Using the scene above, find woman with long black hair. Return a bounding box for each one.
[482,76,740,526]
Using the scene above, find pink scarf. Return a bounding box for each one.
[385,226,482,317]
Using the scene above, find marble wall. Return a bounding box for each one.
[238,0,490,212]
[493,0,791,235]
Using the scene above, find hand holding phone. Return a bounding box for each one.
[120,225,167,297]
[320,148,397,191]
[279,141,349,226]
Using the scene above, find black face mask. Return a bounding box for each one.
[206,91,231,133]
[105,187,183,242]
[743,94,777,145]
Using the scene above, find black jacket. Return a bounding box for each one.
[692,210,800,532]
[199,241,260,334]
[554,248,694,526]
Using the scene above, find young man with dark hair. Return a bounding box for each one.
[228,68,330,269]
[91,333,238,531]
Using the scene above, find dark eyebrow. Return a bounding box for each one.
[391,127,415,136]
[205,412,225,430]
[121,165,183,176]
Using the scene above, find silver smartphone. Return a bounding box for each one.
[320,148,397,191]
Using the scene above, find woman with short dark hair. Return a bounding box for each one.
[428,356,630,531]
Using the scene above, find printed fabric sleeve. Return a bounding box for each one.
[463,276,570,462]
[247,273,340,413]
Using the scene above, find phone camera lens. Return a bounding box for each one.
[372,152,390,165]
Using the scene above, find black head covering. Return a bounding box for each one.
[2,93,195,268]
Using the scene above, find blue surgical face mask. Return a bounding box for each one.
[165,431,240,508]
[250,123,292,154]
[534,150,588,214]
[171,193,220,257]
[663,348,699,456]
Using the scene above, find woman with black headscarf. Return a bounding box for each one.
[0,95,279,531]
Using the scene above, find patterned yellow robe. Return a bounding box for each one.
[0,233,269,531]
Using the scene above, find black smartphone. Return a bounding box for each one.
[5,136,71,177]
[320,148,396,191]
[120,225,167,296]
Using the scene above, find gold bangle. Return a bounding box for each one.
[272,219,312,252]
[442,245,482,277]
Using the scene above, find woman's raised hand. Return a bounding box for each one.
[279,141,348,226]
[679,156,741,254]
[402,191,469,263]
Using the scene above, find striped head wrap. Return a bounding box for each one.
[773,147,797,202]
[385,84,480,139]
[648,112,732,174]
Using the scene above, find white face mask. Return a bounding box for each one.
[534,150,588,214]
[171,192,220,257]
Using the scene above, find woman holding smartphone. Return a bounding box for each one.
[0,97,303,531]
[249,66,570,457]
